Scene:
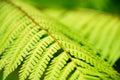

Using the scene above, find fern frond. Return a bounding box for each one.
[28,42,62,80]
[44,52,69,80]
[19,30,49,80]
[43,8,120,65]
[0,0,120,80]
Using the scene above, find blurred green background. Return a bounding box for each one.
[23,0,120,14]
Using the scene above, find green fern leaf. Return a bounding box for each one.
[0,0,120,80]
[43,8,120,65]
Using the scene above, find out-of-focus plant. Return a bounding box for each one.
[23,0,120,14]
